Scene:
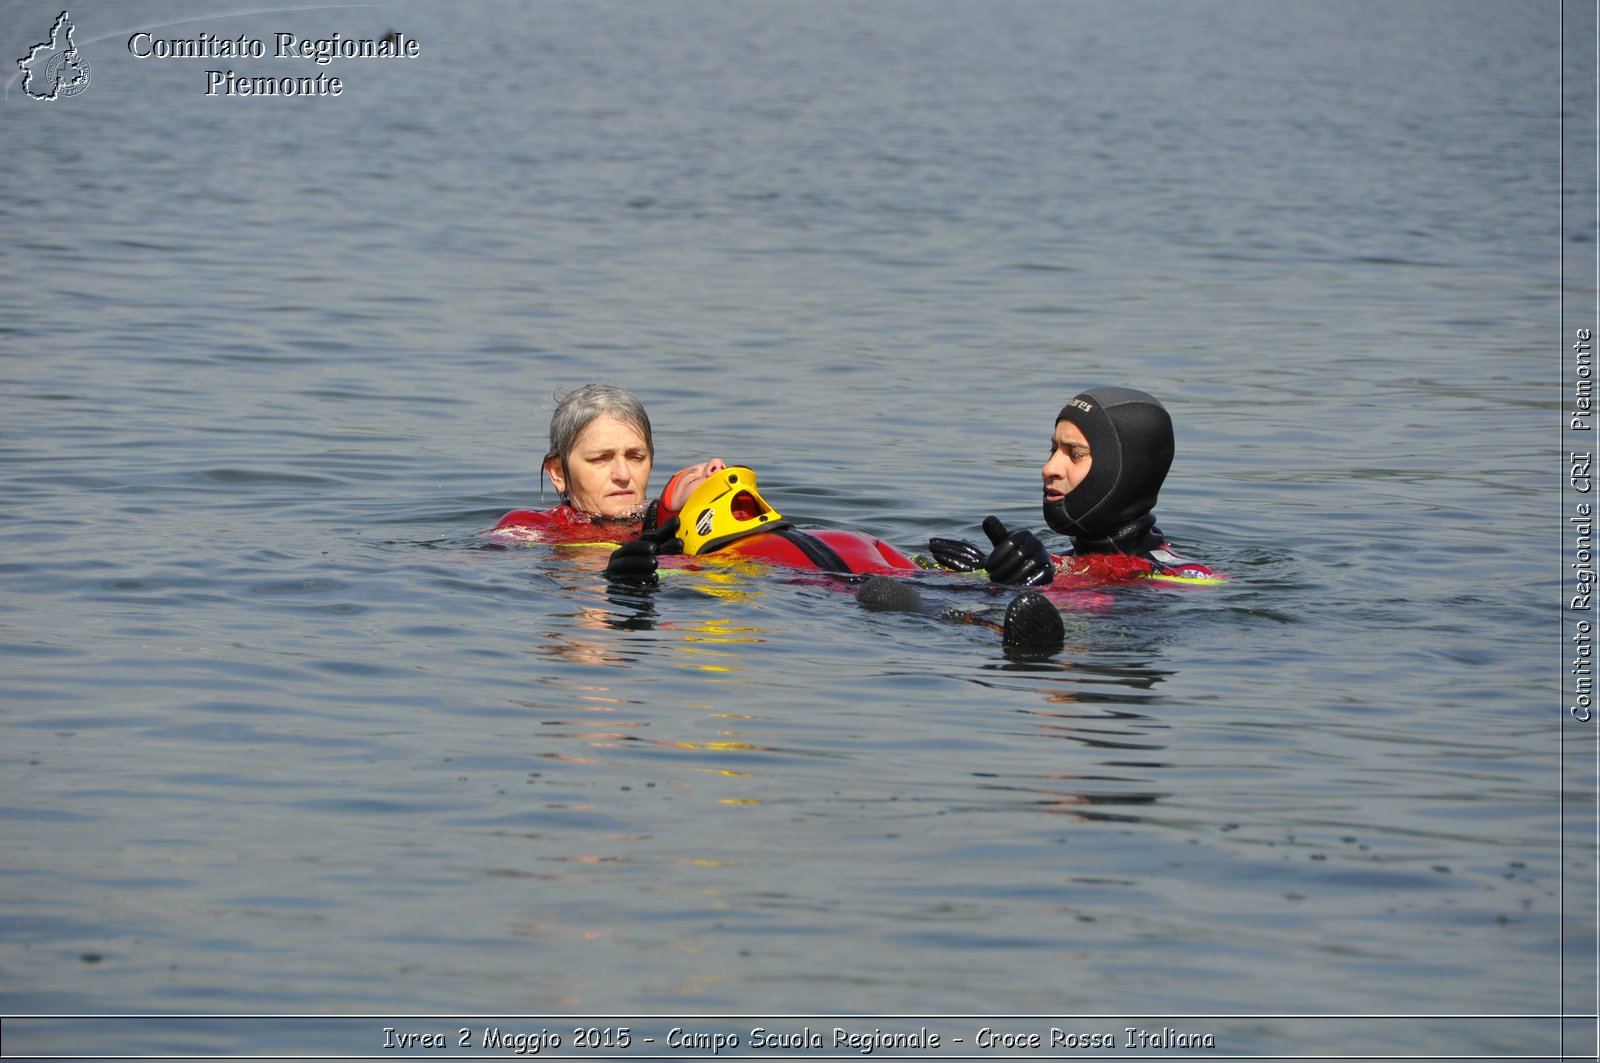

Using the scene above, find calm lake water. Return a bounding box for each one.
[1,0,1591,1057]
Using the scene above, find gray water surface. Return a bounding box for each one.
[1,0,1588,1057]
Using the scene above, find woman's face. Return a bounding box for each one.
[662,458,728,512]
[546,414,653,518]
[1042,420,1093,505]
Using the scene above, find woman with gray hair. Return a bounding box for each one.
[490,383,656,542]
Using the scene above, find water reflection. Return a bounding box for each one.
[596,555,784,634]
[600,583,660,632]
[533,604,652,663]
[968,649,1179,819]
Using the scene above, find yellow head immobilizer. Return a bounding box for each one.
[674,466,790,555]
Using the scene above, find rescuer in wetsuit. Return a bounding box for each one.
[903,386,1217,652]
[928,385,1218,588]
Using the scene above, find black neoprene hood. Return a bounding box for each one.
[1043,386,1174,542]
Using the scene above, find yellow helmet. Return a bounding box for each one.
[674,466,790,555]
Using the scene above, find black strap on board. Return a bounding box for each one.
[773,527,853,574]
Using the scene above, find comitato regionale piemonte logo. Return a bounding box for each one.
[17,11,91,100]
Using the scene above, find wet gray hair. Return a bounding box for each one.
[545,382,655,468]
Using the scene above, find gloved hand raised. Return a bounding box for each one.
[978,516,1054,587]
[929,517,1053,586]
[604,516,682,586]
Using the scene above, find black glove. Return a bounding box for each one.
[928,535,987,572]
[979,515,1053,587]
[604,517,682,586]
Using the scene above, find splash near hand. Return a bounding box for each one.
[604,517,682,586]
[980,516,1053,587]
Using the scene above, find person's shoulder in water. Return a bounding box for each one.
[489,504,639,545]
